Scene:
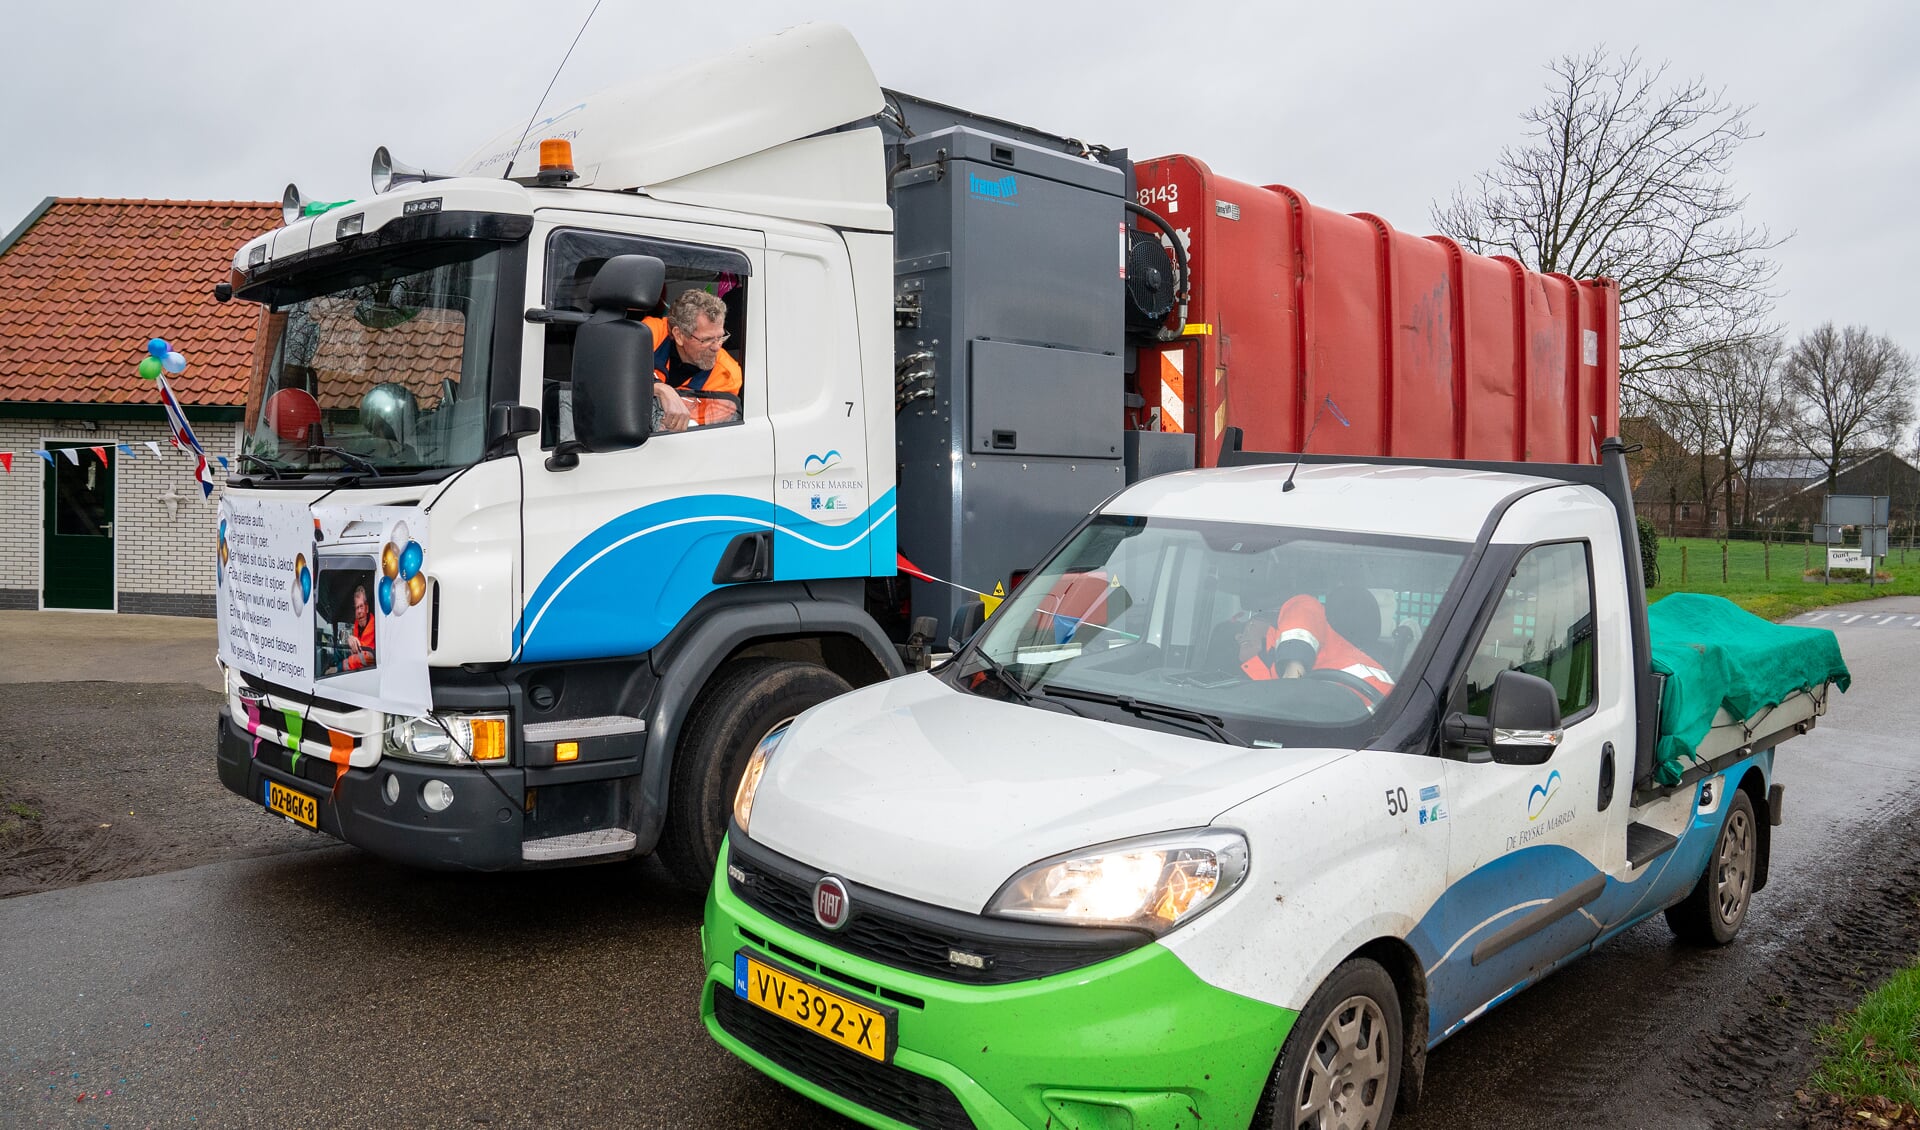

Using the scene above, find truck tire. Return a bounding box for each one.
[656,658,851,892]
[1257,957,1402,1130]
[1666,787,1757,946]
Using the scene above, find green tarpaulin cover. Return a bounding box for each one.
[1647,594,1851,785]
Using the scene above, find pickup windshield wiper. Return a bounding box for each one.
[1037,685,1249,746]
[307,446,381,477]
[965,649,1035,703]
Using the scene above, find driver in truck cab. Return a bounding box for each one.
[643,288,741,431]
[1238,591,1394,698]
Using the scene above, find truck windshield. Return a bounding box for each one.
[241,243,502,476]
[953,515,1470,747]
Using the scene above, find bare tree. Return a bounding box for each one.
[1783,323,1917,491]
[1689,336,1789,527]
[1434,49,1783,401]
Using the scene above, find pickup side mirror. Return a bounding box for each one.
[548,254,665,471]
[1486,669,1564,765]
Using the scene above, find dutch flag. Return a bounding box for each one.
[155,375,213,498]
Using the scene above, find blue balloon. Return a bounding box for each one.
[377,576,395,614]
[163,351,187,374]
[298,567,312,601]
[147,338,170,359]
[398,540,423,580]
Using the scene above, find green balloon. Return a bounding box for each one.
[137,357,162,380]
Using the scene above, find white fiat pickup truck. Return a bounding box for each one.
[699,434,1848,1130]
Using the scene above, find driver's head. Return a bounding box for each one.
[353,585,370,627]
[666,289,730,370]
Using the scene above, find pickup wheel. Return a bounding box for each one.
[1666,787,1757,945]
[655,658,851,893]
[1258,957,1402,1130]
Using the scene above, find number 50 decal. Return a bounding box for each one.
[1385,787,1410,816]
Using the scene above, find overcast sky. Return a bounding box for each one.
[5,0,1915,422]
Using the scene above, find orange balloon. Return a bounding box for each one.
[381,543,400,579]
[406,571,427,606]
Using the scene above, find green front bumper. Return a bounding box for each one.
[701,837,1295,1130]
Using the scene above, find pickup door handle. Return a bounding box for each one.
[1598,742,1616,811]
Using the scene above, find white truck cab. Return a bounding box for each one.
[702,438,1841,1130]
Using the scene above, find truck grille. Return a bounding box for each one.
[727,834,1146,985]
[711,988,974,1130]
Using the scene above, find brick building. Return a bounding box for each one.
[0,197,276,615]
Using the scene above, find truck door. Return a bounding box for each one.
[1428,523,1630,1034]
[514,216,769,663]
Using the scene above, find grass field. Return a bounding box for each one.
[1811,964,1920,1114]
[1647,536,1920,620]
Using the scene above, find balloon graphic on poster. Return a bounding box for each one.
[290,552,312,614]
[378,522,427,617]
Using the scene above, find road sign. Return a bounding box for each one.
[1824,495,1891,526]
[1812,524,1845,544]
[1828,547,1868,570]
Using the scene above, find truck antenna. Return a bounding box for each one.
[502,0,603,182]
[1282,394,1351,493]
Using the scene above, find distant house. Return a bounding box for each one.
[1752,449,1920,530]
[1621,416,1735,537]
[0,197,276,615]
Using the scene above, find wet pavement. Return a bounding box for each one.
[1,598,1915,1128]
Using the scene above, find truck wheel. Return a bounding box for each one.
[1666,787,1757,946]
[656,658,851,892]
[1258,958,1402,1130]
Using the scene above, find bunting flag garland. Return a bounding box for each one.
[0,438,228,479]
[0,339,233,504]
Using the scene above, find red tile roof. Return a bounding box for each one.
[0,198,278,407]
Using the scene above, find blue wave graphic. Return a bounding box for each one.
[1526,770,1563,819]
[515,490,896,662]
[803,450,843,476]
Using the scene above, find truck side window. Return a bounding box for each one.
[1462,542,1596,721]
[539,230,752,447]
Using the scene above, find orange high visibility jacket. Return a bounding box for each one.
[1241,594,1394,696]
[344,614,376,671]
[643,316,742,426]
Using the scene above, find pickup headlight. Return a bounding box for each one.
[732,723,790,836]
[384,713,510,765]
[986,829,1249,935]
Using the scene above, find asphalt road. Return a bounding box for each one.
[2,597,1916,1130]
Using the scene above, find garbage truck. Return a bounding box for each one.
[213,22,1619,889]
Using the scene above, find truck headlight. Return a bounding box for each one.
[732,724,790,837]
[384,713,510,765]
[985,829,1249,935]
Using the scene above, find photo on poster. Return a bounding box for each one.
[316,554,380,678]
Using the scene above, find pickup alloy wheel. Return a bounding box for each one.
[1666,787,1757,946]
[1263,957,1401,1130]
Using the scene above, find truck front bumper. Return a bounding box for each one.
[216,707,528,870]
[701,836,1294,1130]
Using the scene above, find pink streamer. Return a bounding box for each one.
[245,701,260,733]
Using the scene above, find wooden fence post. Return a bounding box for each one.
[1681,545,1689,584]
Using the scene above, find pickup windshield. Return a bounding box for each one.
[953,515,1470,747]
[241,243,502,476]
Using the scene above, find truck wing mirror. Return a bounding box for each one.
[1485,669,1564,765]
[488,403,540,454]
[548,254,666,471]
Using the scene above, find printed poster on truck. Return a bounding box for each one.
[217,496,432,716]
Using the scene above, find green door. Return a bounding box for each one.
[42,443,114,610]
